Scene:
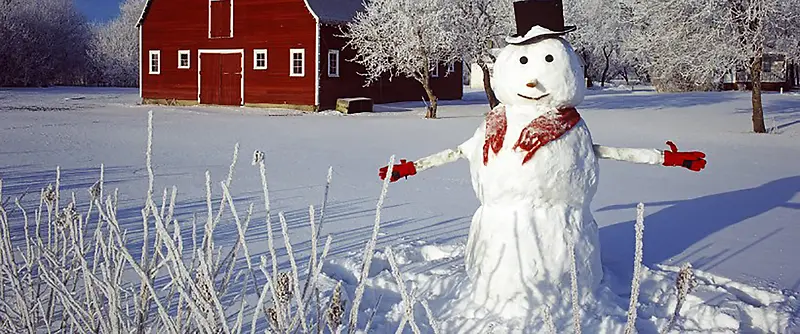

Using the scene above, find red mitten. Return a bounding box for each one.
[663,141,707,172]
[378,159,417,182]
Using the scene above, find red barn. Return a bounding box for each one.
[136,0,463,111]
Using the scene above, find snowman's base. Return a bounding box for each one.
[320,240,798,334]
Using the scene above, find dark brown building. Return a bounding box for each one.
[136,0,463,111]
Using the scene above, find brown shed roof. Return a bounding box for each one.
[136,0,366,27]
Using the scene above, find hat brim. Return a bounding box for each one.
[505,25,576,45]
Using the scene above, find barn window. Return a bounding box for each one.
[178,50,191,69]
[328,49,340,77]
[254,49,267,70]
[149,50,161,74]
[447,62,455,73]
[209,0,232,38]
[430,61,439,78]
[290,49,305,77]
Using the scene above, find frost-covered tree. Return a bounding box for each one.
[453,0,513,108]
[620,0,738,91]
[723,0,800,133]
[0,0,92,87]
[88,0,146,87]
[622,0,800,132]
[564,0,632,87]
[344,0,461,119]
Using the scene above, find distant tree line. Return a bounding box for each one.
[0,0,144,88]
[346,0,799,130]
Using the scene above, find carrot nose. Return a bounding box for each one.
[526,80,538,88]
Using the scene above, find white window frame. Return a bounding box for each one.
[254,49,267,70]
[328,49,340,77]
[178,50,191,69]
[290,48,305,77]
[430,61,439,78]
[447,62,455,73]
[149,50,161,75]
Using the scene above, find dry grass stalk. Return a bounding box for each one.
[348,155,395,333]
[326,281,346,333]
[569,241,582,334]
[662,263,696,334]
[624,203,646,334]
[386,246,421,334]
[541,304,556,334]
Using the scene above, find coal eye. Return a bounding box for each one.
[545,55,554,62]
[519,56,529,64]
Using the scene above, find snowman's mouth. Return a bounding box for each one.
[518,93,550,101]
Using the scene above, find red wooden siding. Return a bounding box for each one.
[140,0,317,106]
[200,52,242,105]
[210,0,232,38]
[317,24,463,110]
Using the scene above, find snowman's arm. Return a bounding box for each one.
[592,144,664,165]
[412,148,465,172]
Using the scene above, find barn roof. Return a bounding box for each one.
[306,0,366,24]
[136,0,366,28]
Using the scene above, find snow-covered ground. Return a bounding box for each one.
[1,86,799,332]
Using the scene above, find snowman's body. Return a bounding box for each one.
[443,38,603,313]
[403,34,680,326]
[457,103,602,314]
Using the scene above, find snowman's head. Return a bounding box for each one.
[491,37,585,109]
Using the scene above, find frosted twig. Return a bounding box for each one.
[212,143,240,233]
[255,150,279,282]
[220,182,256,295]
[348,155,395,333]
[279,212,308,332]
[386,247,421,334]
[624,203,646,334]
[569,241,582,334]
[662,263,696,334]
[315,167,333,242]
[420,299,440,334]
[364,294,384,333]
[541,304,556,334]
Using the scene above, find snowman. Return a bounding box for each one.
[379,0,706,322]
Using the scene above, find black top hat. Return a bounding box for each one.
[505,0,576,45]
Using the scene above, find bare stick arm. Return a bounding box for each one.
[412,148,465,173]
[593,144,664,165]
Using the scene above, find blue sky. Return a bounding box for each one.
[75,0,124,23]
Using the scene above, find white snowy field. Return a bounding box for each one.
[1,85,799,332]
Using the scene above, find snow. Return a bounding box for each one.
[1,85,799,332]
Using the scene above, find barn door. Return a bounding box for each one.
[200,53,242,106]
[210,0,232,38]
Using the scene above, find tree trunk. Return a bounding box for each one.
[601,46,611,88]
[420,76,438,119]
[751,54,766,133]
[478,60,499,109]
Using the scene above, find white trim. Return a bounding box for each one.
[230,0,234,38]
[298,0,320,107]
[314,24,320,106]
[327,49,340,77]
[430,61,439,78]
[138,26,142,98]
[253,49,268,70]
[149,50,161,75]
[197,49,245,106]
[208,0,233,39]
[290,48,305,77]
[447,62,455,73]
[178,50,191,69]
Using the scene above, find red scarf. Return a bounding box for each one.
[483,106,582,165]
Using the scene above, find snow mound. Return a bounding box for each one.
[319,240,799,333]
